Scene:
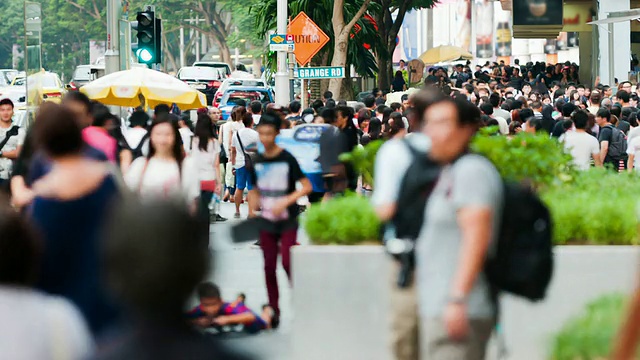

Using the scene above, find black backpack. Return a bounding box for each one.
[128,132,150,161]
[484,181,554,301]
[604,124,627,159]
[392,142,440,240]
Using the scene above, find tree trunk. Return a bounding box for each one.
[218,42,232,67]
[339,67,354,100]
[377,54,392,92]
[328,34,349,97]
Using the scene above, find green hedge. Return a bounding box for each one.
[303,195,381,245]
[542,169,640,245]
[551,293,636,359]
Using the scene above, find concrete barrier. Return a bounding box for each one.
[292,245,640,360]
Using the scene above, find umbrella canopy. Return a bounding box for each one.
[419,45,474,65]
[80,67,207,109]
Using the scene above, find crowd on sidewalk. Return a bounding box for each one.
[1,58,640,360]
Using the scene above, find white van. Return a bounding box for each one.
[69,64,105,90]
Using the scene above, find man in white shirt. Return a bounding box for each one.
[178,116,194,154]
[561,110,602,170]
[0,99,25,189]
[490,93,510,124]
[231,113,259,218]
[219,111,238,201]
[249,100,262,127]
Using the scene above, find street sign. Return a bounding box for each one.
[287,12,330,66]
[269,34,294,52]
[295,67,345,79]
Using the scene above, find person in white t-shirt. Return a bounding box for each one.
[231,112,259,218]
[561,110,602,170]
[121,110,149,173]
[125,116,199,212]
[192,113,224,224]
[178,116,194,155]
[250,100,262,127]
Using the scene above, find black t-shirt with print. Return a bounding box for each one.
[250,149,305,229]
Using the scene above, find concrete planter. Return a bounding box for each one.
[291,245,640,360]
[291,245,391,360]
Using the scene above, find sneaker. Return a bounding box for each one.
[214,214,227,222]
[251,240,261,248]
[271,313,280,330]
[233,213,241,219]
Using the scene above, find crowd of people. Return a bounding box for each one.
[2,57,640,359]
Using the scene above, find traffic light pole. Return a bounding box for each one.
[274,0,290,106]
[105,0,121,75]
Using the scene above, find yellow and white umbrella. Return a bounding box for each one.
[419,45,473,65]
[80,67,207,109]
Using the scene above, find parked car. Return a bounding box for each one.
[0,69,19,87]
[68,64,105,90]
[218,86,274,120]
[177,66,224,105]
[11,71,67,104]
[212,78,267,107]
[192,61,232,78]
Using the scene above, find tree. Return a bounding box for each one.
[253,0,383,99]
[328,0,372,98]
[372,0,437,91]
[151,0,260,66]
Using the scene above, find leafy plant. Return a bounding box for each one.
[339,140,384,185]
[471,131,576,190]
[303,194,381,245]
[541,168,640,245]
[551,293,636,360]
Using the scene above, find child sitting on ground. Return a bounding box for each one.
[187,282,274,333]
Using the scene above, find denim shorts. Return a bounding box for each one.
[235,166,253,190]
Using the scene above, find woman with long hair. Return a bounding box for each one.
[367,118,383,141]
[124,114,199,212]
[29,102,120,335]
[192,113,223,223]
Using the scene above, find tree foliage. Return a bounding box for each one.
[373,0,438,90]
[252,0,384,81]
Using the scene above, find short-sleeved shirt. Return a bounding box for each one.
[82,127,117,163]
[417,154,502,319]
[250,149,305,228]
[598,125,619,162]
[562,131,600,170]
[0,124,25,179]
[371,134,431,207]
[124,157,200,205]
[627,136,640,170]
[27,145,108,186]
[188,302,266,333]
[231,128,259,169]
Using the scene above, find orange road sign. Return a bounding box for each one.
[287,12,330,66]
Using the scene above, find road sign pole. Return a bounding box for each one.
[105,0,121,75]
[274,0,289,106]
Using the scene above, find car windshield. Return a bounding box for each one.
[225,90,270,105]
[40,75,60,88]
[12,77,26,86]
[1,71,18,86]
[73,67,93,81]
[178,67,221,80]
[195,63,231,75]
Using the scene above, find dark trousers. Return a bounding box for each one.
[259,227,297,314]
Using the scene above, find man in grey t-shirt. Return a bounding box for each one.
[417,96,502,360]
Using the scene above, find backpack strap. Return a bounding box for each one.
[133,132,150,153]
[0,126,19,152]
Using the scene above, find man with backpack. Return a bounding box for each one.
[0,98,25,191]
[122,110,149,173]
[372,89,436,360]
[417,96,502,360]
[596,108,627,171]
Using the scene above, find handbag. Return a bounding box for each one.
[219,130,228,164]
[236,131,255,173]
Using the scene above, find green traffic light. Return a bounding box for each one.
[136,48,154,63]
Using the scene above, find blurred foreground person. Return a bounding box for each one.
[95,200,251,360]
[29,103,120,336]
[0,206,93,359]
[418,96,501,360]
[612,280,640,359]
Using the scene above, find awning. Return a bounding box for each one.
[587,10,640,25]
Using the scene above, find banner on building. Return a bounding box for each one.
[513,0,563,26]
[475,0,494,58]
[494,1,512,57]
[455,0,472,51]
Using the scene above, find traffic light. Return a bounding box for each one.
[131,10,157,65]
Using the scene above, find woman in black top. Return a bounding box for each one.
[391,71,407,92]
